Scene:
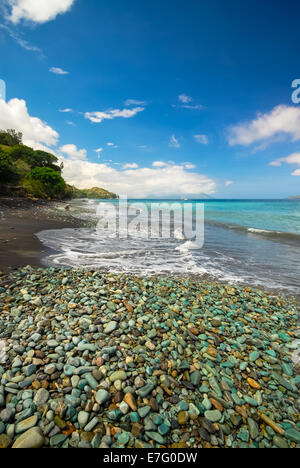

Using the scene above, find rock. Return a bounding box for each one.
[124,393,137,411]
[15,415,38,434]
[273,436,289,449]
[0,434,12,448]
[95,390,111,405]
[33,388,49,406]
[12,427,44,449]
[204,410,222,422]
[178,411,189,425]
[285,428,300,444]
[109,370,126,382]
[78,411,89,428]
[104,321,118,334]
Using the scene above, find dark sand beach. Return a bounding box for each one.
[0,198,86,272]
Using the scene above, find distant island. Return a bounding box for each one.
[0,129,118,200]
[288,195,300,199]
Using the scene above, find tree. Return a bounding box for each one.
[0,129,23,146]
[25,167,67,199]
[34,150,61,172]
[0,149,20,184]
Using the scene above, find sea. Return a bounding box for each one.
[37,199,300,296]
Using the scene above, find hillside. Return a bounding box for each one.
[288,195,300,199]
[0,130,118,200]
[69,186,119,200]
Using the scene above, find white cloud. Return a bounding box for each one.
[176,94,204,111]
[183,163,196,169]
[124,99,147,107]
[123,163,139,169]
[270,153,300,167]
[228,105,300,146]
[50,67,69,75]
[94,148,103,153]
[194,134,209,145]
[60,144,87,161]
[178,94,192,104]
[0,98,59,149]
[85,107,145,124]
[181,104,205,110]
[169,135,180,149]
[7,0,75,24]
[152,161,168,167]
[60,159,216,198]
[270,153,300,176]
[59,108,73,113]
[226,180,233,187]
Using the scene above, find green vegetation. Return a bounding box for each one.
[70,186,118,199]
[0,129,118,200]
[0,129,22,147]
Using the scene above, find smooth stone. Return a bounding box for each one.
[33,388,49,406]
[95,389,111,405]
[78,411,89,428]
[12,427,44,449]
[285,428,300,444]
[104,321,118,334]
[15,415,38,434]
[110,370,126,383]
[204,410,222,422]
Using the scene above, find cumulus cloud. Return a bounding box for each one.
[123,163,139,169]
[59,144,87,161]
[270,153,300,176]
[50,67,69,75]
[183,163,196,169]
[0,98,59,148]
[226,180,233,187]
[169,135,180,149]
[85,107,145,124]
[6,0,75,24]
[60,159,216,198]
[228,105,300,146]
[194,134,209,145]
[152,161,168,168]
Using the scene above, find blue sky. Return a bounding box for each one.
[0,0,300,198]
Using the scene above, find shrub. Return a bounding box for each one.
[0,149,20,184]
[0,129,22,146]
[26,167,67,199]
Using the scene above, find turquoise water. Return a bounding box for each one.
[132,199,300,236]
[37,199,300,296]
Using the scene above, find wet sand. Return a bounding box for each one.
[0,198,86,272]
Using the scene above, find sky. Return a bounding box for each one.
[0,0,300,198]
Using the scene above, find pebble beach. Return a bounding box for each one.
[0,267,299,449]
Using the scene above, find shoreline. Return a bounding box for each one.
[0,197,299,303]
[0,197,87,273]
